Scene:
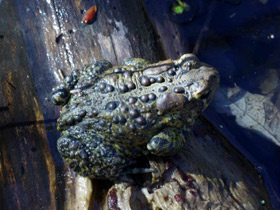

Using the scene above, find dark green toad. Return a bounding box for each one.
[51,54,219,179]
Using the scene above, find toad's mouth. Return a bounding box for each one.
[192,89,208,99]
[200,90,211,100]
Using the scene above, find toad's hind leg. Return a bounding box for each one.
[147,127,186,156]
[57,134,135,179]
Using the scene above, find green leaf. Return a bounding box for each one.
[173,5,184,14]
[172,0,190,15]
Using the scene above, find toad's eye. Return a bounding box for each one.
[51,88,70,105]
[182,62,192,71]
[182,60,199,71]
[179,54,200,71]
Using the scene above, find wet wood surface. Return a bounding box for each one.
[0,1,163,209]
[0,0,274,209]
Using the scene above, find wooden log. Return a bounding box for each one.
[0,0,163,209]
[0,0,274,209]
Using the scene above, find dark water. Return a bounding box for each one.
[184,0,280,208]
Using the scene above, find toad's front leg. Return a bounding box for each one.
[147,127,186,156]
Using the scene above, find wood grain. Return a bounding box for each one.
[0,0,274,209]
